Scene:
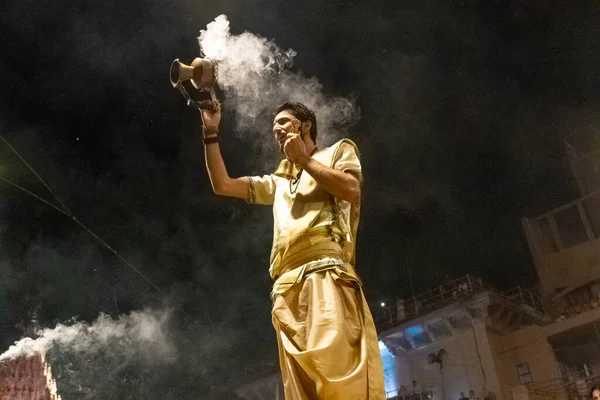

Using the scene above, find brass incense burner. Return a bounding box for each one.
[170,57,219,111]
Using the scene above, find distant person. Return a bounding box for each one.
[387,304,395,324]
[591,384,600,400]
[459,392,470,400]
[412,380,422,397]
[414,298,422,315]
[396,297,405,322]
[469,389,478,400]
[399,384,407,400]
[457,281,469,294]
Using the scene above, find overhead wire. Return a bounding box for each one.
[0,134,161,293]
[0,135,72,215]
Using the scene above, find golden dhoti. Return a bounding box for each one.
[248,139,385,398]
[272,264,385,400]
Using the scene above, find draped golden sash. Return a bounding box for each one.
[271,240,361,298]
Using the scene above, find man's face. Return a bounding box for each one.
[273,109,300,150]
[593,390,600,400]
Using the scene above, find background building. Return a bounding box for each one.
[377,140,600,400]
[377,275,547,400]
[239,140,600,400]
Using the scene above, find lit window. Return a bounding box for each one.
[517,363,532,384]
[406,325,424,336]
[405,325,431,348]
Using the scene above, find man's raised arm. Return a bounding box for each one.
[200,104,249,199]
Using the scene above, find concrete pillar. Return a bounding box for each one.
[472,322,502,396]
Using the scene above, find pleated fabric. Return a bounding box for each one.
[272,270,386,400]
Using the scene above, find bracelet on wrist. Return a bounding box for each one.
[203,135,220,145]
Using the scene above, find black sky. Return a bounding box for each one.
[1,0,599,397]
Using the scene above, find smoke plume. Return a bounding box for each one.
[198,15,359,150]
[0,308,175,362]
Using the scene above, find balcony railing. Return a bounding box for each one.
[375,275,544,331]
[525,363,600,400]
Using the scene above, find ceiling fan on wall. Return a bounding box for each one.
[427,348,448,370]
[428,349,448,400]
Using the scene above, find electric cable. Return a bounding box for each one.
[0,135,161,293]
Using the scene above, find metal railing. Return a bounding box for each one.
[375,275,544,331]
[525,363,600,400]
[503,286,545,312]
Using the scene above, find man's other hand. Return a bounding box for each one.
[283,133,309,166]
[200,102,221,128]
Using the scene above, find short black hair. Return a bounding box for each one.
[275,102,317,143]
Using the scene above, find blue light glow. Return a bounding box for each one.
[406,325,424,336]
[379,341,398,395]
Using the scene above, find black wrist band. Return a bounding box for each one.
[203,135,220,145]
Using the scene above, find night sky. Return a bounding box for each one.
[1,0,599,398]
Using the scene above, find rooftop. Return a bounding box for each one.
[375,274,546,333]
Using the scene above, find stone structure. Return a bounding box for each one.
[0,352,61,400]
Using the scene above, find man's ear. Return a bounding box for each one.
[301,120,312,134]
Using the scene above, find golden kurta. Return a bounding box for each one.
[248,139,385,400]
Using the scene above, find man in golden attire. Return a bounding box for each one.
[200,101,385,399]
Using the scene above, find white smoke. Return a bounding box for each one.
[198,15,359,152]
[0,308,175,362]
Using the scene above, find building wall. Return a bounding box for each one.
[394,349,414,387]
[523,193,600,300]
[392,324,501,400]
[490,325,560,400]
[539,238,600,297]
